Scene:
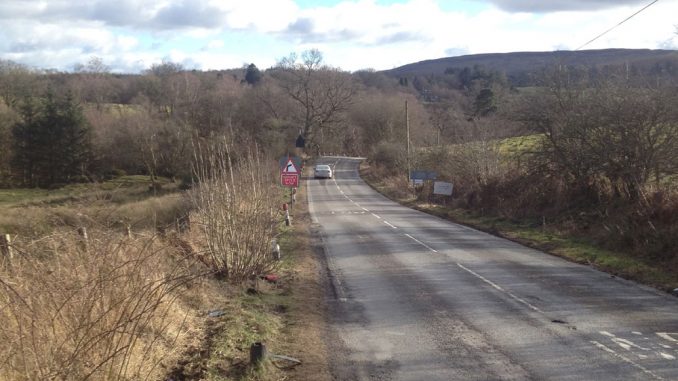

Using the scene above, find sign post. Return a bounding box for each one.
[279,157,300,188]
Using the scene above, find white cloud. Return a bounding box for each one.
[488,0,649,13]
[0,0,676,73]
[221,0,299,31]
[206,40,225,50]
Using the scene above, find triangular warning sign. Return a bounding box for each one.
[282,159,298,174]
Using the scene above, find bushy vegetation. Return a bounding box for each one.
[1,49,678,379]
[377,65,678,272]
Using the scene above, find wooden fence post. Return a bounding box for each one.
[249,342,267,366]
[1,234,13,259]
[176,214,191,233]
[77,227,89,251]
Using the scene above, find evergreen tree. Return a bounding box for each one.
[244,63,262,85]
[12,89,91,187]
[473,88,497,117]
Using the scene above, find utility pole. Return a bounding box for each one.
[406,100,410,185]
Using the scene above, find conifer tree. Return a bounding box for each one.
[12,89,91,187]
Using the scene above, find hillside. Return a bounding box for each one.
[384,48,678,85]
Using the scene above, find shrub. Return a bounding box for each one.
[189,137,280,283]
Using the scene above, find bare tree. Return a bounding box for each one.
[518,67,678,200]
[0,60,37,108]
[274,49,355,154]
[72,56,113,110]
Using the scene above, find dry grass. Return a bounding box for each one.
[0,192,189,237]
[0,228,209,381]
[0,144,299,381]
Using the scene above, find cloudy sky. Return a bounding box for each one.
[0,0,676,73]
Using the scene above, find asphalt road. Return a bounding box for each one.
[307,157,678,381]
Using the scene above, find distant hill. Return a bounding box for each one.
[383,49,678,86]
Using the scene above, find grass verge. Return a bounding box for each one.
[360,162,678,293]
[194,180,331,381]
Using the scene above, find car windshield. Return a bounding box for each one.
[316,165,330,170]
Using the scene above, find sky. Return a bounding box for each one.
[0,0,676,73]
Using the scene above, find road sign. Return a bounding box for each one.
[279,156,302,172]
[295,134,306,148]
[280,173,299,188]
[410,170,438,180]
[433,181,453,196]
[282,159,299,174]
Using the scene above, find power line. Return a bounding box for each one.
[575,0,660,51]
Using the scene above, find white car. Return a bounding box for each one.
[314,164,333,179]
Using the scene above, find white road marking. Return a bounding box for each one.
[384,221,397,229]
[658,333,678,343]
[404,234,437,253]
[361,207,369,212]
[591,341,617,354]
[458,263,504,291]
[660,344,672,349]
[633,332,643,335]
[590,341,665,380]
[600,331,650,351]
[659,352,676,360]
[456,263,544,313]
[372,213,381,219]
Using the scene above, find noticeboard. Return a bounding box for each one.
[410,170,438,180]
[433,181,453,196]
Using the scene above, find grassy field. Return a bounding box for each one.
[0,175,186,235]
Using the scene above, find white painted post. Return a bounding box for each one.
[77,227,89,251]
[0,234,13,259]
[271,239,281,260]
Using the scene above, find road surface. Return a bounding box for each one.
[307,157,678,381]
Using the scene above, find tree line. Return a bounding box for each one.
[1,51,677,260]
[0,52,434,188]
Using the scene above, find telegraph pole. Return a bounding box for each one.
[406,100,410,185]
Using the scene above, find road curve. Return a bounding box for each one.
[308,157,678,381]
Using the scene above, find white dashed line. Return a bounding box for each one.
[456,263,543,313]
[361,207,369,212]
[371,213,381,219]
[404,234,437,253]
[658,333,678,343]
[384,221,397,229]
